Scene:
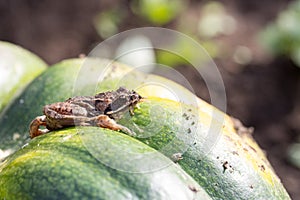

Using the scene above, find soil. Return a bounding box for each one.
[0,0,299,199]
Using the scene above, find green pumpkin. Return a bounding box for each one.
[0,41,47,113]
[0,127,211,200]
[0,57,290,199]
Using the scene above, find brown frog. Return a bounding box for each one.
[29,87,142,138]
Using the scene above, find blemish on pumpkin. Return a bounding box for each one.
[259,164,266,172]
[171,153,183,163]
[13,133,21,141]
[248,145,257,153]
[0,148,13,161]
[222,161,229,173]
[62,135,73,141]
[229,165,234,173]
[22,143,29,149]
[231,117,254,135]
[223,134,234,142]
[222,161,234,173]
[188,185,199,193]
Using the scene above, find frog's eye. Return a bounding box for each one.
[105,96,128,114]
[130,92,142,101]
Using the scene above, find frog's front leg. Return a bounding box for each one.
[95,115,136,136]
[29,115,49,139]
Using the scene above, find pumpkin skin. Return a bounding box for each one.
[0,127,210,200]
[0,41,47,113]
[0,58,290,199]
[117,97,291,199]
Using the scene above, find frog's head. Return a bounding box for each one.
[116,87,142,105]
[104,87,142,117]
[129,90,142,104]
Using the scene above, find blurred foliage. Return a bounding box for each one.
[232,46,253,65]
[115,35,156,73]
[288,143,300,169]
[94,8,125,39]
[260,0,300,169]
[130,0,186,25]
[197,2,236,38]
[93,1,237,68]
[156,38,219,67]
[260,0,300,67]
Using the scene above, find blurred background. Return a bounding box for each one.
[0,0,300,198]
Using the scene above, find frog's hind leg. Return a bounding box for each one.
[29,115,49,139]
[95,115,136,136]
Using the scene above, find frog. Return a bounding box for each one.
[29,87,142,139]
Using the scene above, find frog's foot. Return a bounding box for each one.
[29,116,49,139]
[95,115,136,136]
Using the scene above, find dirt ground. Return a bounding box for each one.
[1,0,300,199]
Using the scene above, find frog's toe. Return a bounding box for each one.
[95,115,136,136]
[29,116,49,138]
[118,125,136,136]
